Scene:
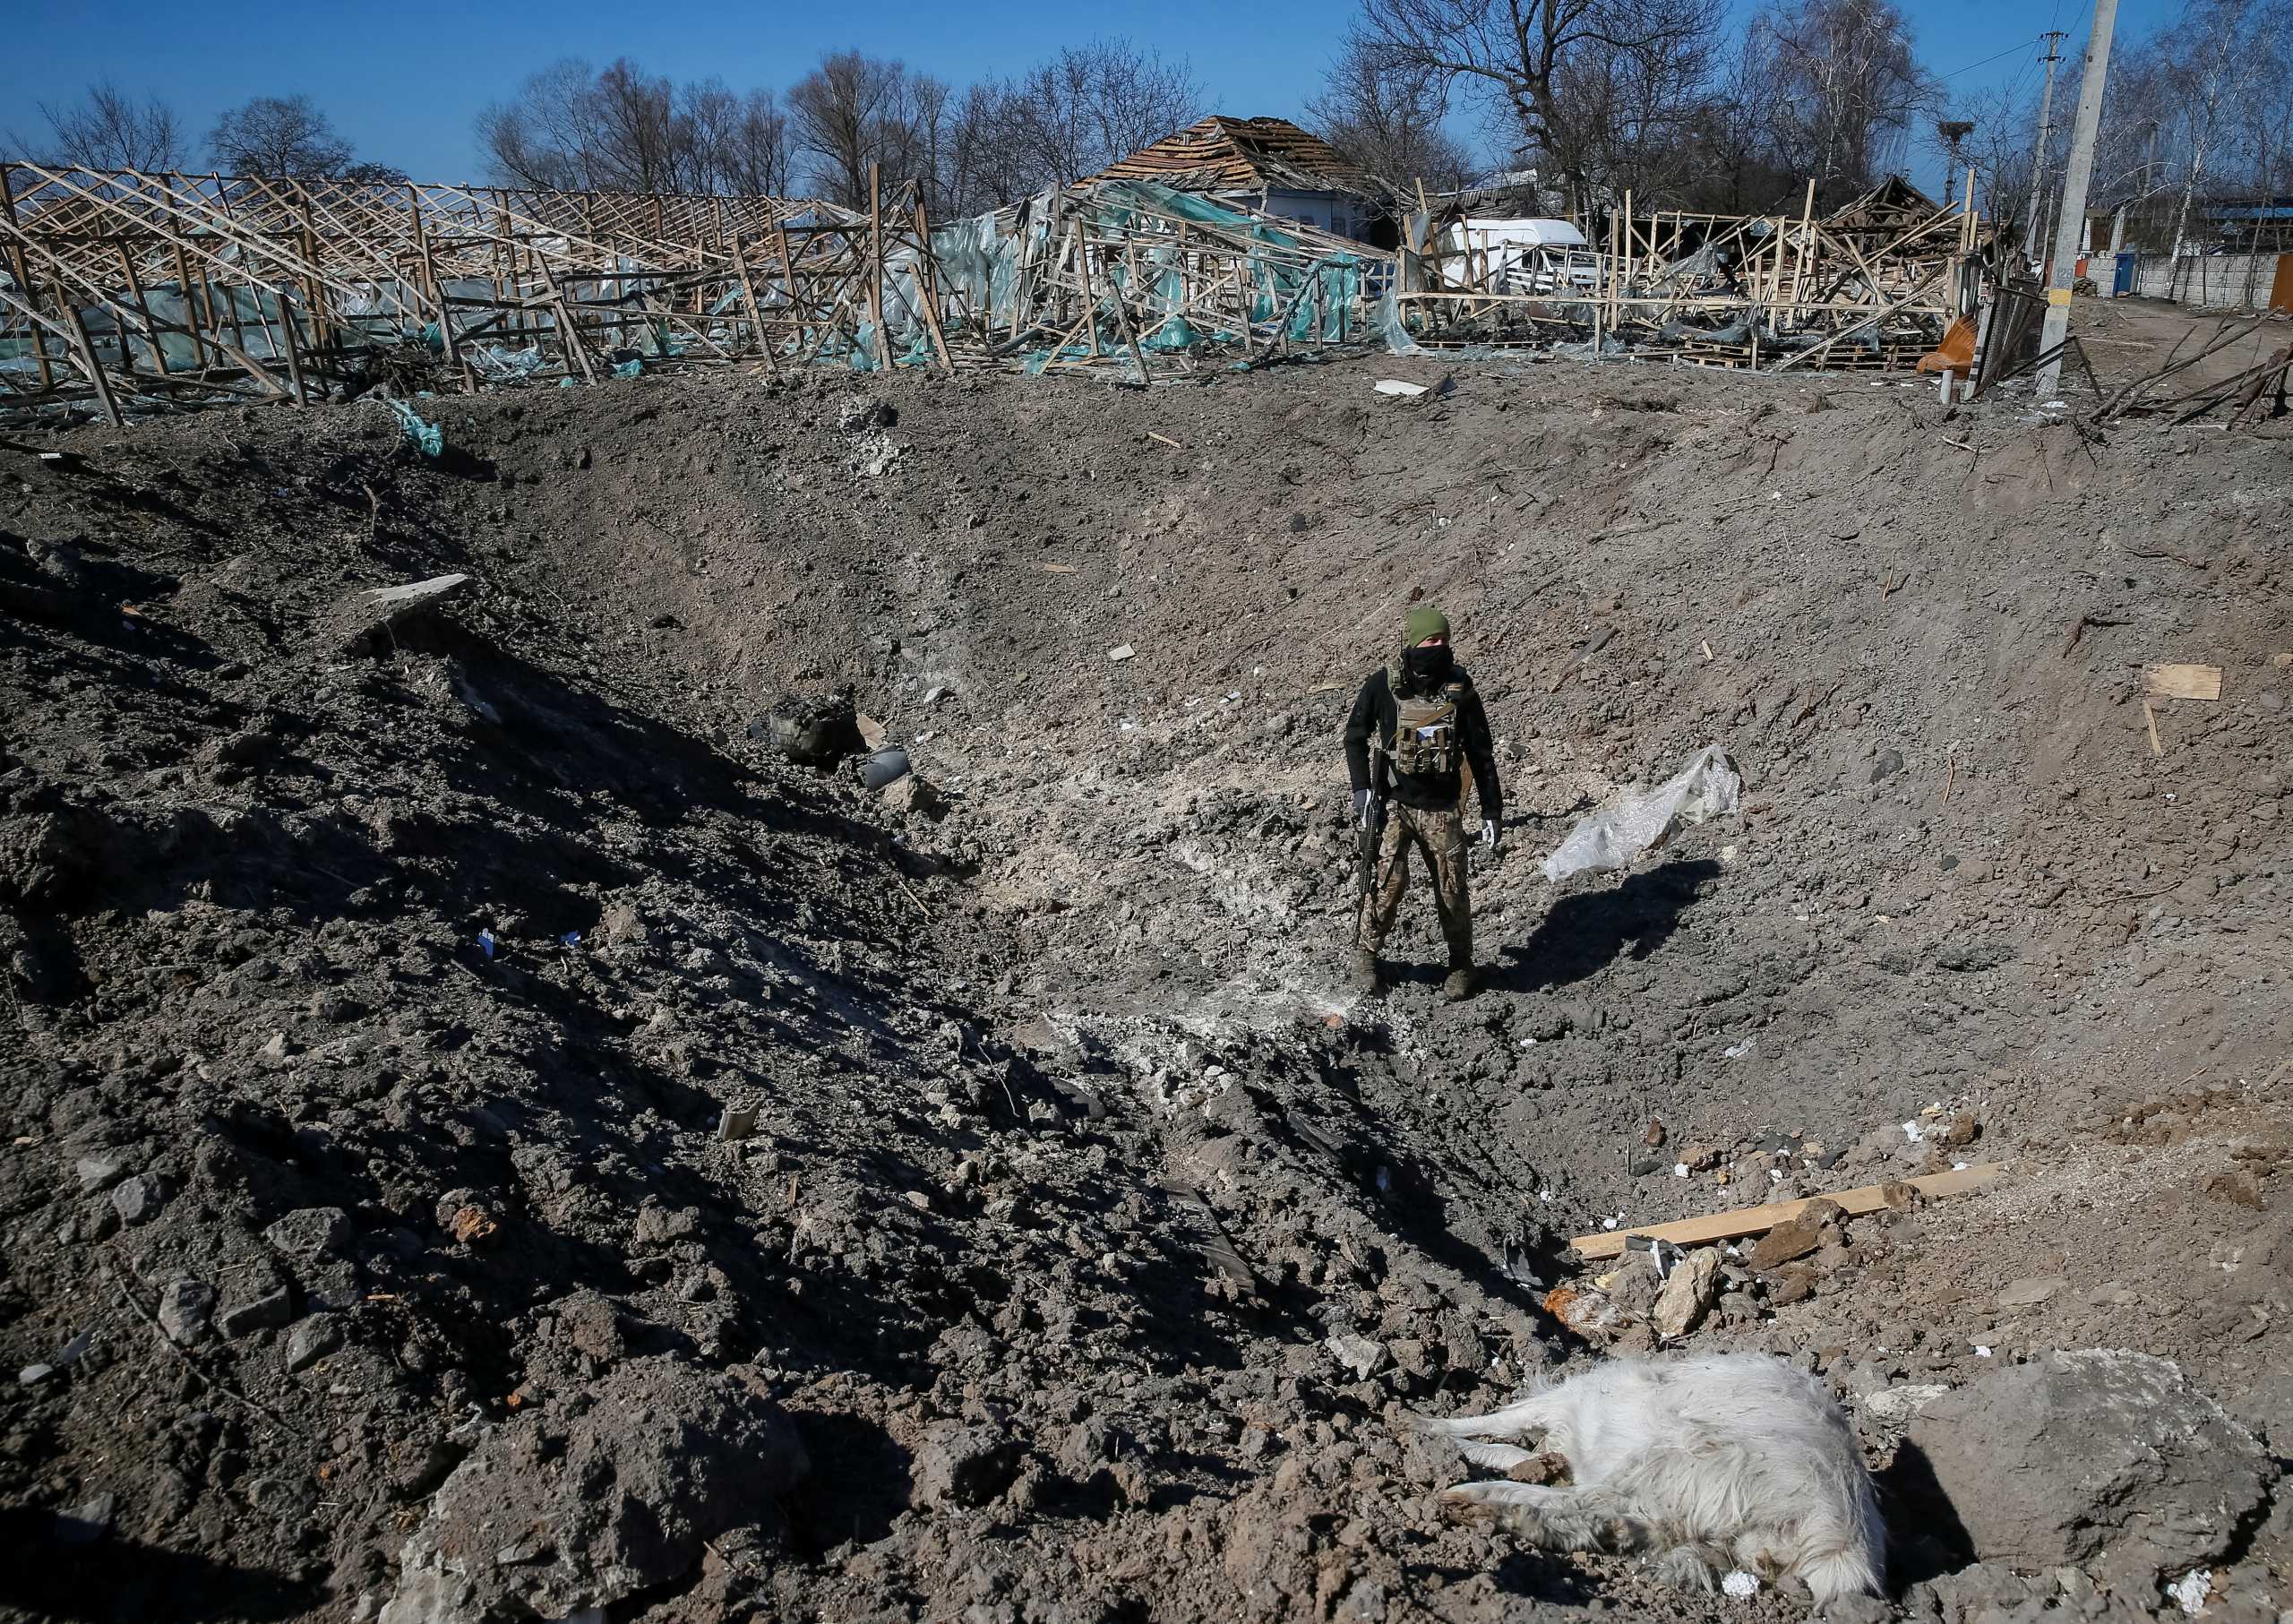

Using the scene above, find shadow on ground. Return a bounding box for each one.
[1491,858,1722,993]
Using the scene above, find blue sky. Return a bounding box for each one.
[3,0,2180,192]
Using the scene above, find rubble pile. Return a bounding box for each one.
[0,356,2286,1622]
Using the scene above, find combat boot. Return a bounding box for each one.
[1350,949,1382,994]
[1442,962,1477,1001]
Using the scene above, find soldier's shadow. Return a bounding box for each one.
[1490,857,1721,993]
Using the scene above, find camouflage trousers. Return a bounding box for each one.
[1356,803,1473,966]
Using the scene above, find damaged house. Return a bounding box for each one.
[1092,116,1390,247]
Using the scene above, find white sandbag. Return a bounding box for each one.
[1540,744,1741,881]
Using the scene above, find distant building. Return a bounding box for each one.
[1092,116,1386,245]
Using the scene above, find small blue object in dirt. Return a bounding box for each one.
[561,931,581,947]
[382,397,443,459]
[477,929,496,959]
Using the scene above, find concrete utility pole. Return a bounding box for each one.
[2021,32,2068,269]
[2037,0,2121,400]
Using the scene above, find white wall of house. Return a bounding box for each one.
[1250,189,1373,243]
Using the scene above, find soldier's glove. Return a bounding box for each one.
[1353,789,1380,829]
[1480,820,1499,850]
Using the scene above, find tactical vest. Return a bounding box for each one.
[1384,655,1470,780]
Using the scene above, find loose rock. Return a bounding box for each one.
[110,1173,166,1226]
[1650,1247,1722,1337]
[285,1317,343,1372]
[1746,1215,1824,1271]
[156,1276,215,1345]
[1906,1349,2276,1583]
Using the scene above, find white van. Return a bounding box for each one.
[1436,219,1602,295]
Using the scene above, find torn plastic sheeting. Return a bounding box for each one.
[471,345,548,380]
[1540,744,1740,881]
[378,397,443,459]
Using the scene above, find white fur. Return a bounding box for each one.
[1415,1353,1884,1603]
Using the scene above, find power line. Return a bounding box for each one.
[1939,37,2051,82]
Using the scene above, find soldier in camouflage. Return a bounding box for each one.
[1344,606,1501,1001]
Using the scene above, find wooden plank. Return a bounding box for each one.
[2143,663,2223,701]
[1568,1163,2004,1261]
[907,197,954,374]
[865,163,889,372]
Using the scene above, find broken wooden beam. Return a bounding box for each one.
[2143,663,2223,702]
[1568,1163,2003,1261]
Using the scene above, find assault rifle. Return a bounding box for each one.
[1356,743,1389,911]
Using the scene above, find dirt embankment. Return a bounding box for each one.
[0,357,2287,1624]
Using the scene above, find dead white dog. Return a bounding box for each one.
[1414,1352,1884,1603]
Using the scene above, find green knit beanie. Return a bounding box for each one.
[1405,606,1450,644]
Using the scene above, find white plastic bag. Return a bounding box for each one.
[1540,744,1740,881]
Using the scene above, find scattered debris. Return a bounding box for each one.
[1570,1164,2002,1260]
[2168,1569,2214,1616]
[1541,744,1740,881]
[333,572,472,655]
[881,774,944,820]
[753,692,863,766]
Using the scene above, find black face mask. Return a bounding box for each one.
[1405,645,1454,684]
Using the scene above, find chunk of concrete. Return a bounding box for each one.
[1905,1349,2275,1583]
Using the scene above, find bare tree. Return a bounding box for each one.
[208,95,355,176]
[675,80,791,195]
[16,81,185,171]
[1345,0,1724,215]
[477,59,792,196]
[1744,0,1939,198]
[1552,14,1722,204]
[1307,38,1473,197]
[787,51,947,208]
[2141,0,2289,251]
[477,59,600,190]
[982,40,1201,193]
[586,59,680,193]
[1671,36,1806,210]
[941,81,1022,215]
[1937,82,2043,243]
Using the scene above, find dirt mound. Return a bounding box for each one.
[0,357,2287,1622]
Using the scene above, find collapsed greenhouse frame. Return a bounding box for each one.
[0,159,1388,425]
[1396,176,1991,372]
[1,159,1997,426]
